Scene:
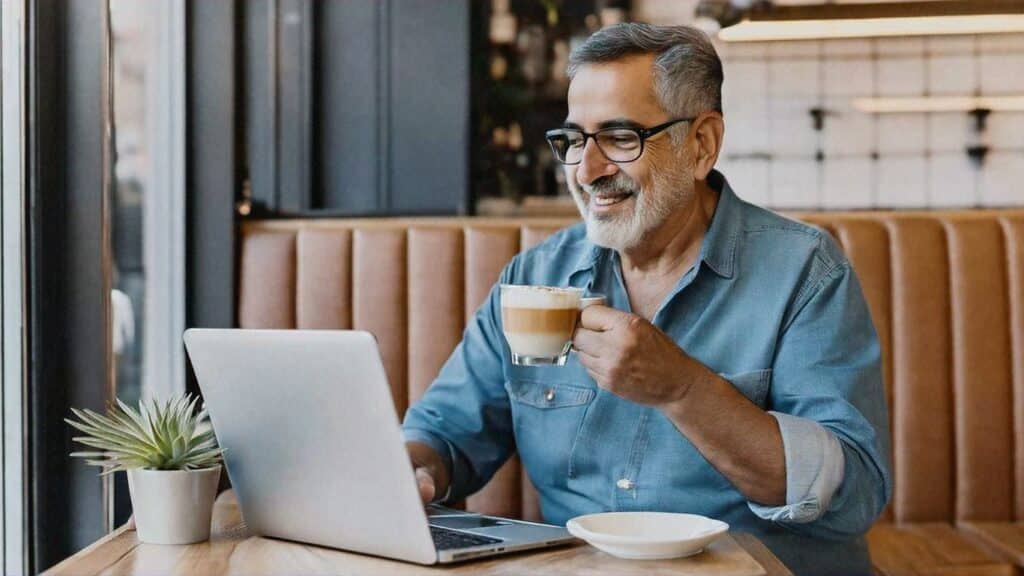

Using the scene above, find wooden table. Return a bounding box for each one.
[45,491,793,576]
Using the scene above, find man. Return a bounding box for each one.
[403,23,890,575]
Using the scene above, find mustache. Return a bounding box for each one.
[582,174,639,197]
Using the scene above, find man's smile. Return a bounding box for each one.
[586,190,635,213]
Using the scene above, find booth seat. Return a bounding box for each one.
[237,209,1024,576]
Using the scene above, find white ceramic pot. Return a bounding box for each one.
[127,465,221,545]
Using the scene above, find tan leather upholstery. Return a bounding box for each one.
[237,209,1024,573]
[887,218,955,524]
[1004,217,1024,523]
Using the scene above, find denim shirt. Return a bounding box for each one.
[403,171,892,575]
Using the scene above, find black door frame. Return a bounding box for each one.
[26,0,110,570]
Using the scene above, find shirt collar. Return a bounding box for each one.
[697,169,741,279]
[568,240,604,279]
[566,168,742,280]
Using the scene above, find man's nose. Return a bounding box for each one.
[575,138,618,186]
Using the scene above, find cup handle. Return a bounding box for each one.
[579,295,606,309]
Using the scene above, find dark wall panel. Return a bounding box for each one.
[244,0,276,209]
[388,0,469,214]
[245,0,469,216]
[317,0,381,214]
[277,0,314,213]
[187,0,237,332]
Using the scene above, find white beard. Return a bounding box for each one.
[568,164,691,251]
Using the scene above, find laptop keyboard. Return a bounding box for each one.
[430,525,502,551]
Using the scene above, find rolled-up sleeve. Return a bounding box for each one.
[401,264,515,502]
[749,261,892,539]
[749,412,846,523]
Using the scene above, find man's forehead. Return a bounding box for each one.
[566,54,664,127]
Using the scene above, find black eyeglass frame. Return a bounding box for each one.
[544,117,696,165]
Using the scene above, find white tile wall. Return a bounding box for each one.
[771,159,820,209]
[707,28,1024,210]
[874,37,925,56]
[929,153,977,208]
[768,59,820,97]
[767,41,820,59]
[768,97,820,155]
[722,108,770,157]
[725,41,771,60]
[722,61,769,155]
[876,57,926,96]
[877,156,927,208]
[823,58,874,96]
[821,157,874,209]
[928,113,970,154]
[979,53,1024,94]
[927,55,977,95]
[822,39,872,58]
[985,113,1024,149]
[979,153,1024,207]
[823,98,874,156]
[927,36,975,55]
[877,114,926,155]
[724,60,768,102]
[979,34,1024,53]
[720,159,771,206]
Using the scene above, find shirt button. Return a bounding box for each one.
[544,388,555,402]
[616,478,634,490]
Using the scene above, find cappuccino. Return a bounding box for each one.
[500,285,583,366]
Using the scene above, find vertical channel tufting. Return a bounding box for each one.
[463,227,520,315]
[887,218,955,522]
[464,225,523,518]
[1001,216,1024,521]
[407,228,465,405]
[833,218,894,523]
[238,230,297,329]
[353,228,409,417]
[521,224,569,251]
[295,229,353,329]
[945,217,1014,522]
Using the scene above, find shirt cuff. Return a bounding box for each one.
[402,428,456,504]
[748,412,846,524]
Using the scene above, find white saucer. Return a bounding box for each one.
[566,511,729,560]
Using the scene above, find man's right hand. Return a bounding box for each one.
[407,441,451,505]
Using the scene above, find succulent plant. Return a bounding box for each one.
[66,393,225,475]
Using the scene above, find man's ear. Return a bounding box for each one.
[690,112,725,181]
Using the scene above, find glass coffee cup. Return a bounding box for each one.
[500,285,606,366]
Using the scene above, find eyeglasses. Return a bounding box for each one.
[544,117,695,165]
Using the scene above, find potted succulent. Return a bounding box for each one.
[66,393,225,544]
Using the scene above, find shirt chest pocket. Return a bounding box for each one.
[719,369,772,408]
[505,379,596,485]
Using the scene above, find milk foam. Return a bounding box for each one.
[501,285,582,309]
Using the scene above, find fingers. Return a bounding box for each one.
[572,326,605,357]
[415,467,435,504]
[578,305,627,331]
[575,346,612,384]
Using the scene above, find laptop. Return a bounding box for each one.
[183,328,576,564]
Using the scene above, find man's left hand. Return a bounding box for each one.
[572,305,705,407]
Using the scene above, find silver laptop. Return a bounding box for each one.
[183,328,575,564]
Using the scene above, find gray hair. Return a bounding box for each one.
[568,22,724,122]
